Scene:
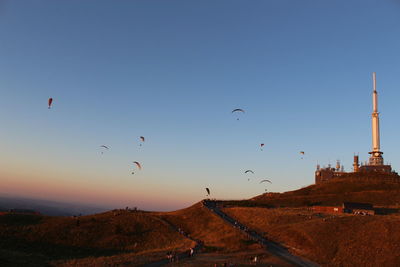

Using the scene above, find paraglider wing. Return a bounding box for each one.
[99,145,109,154]
[133,161,142,170]
[244,170,254,174]
[231,108,245,113]
[205,188,210,196]
[48,98,53,109]
[231,108,245,120]
[260,179,272,184]
[300,151,305,155]
[260,144,264,147]
[140,136,145,142]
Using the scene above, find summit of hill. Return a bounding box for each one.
[249,173,400,207]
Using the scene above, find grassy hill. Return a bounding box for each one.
[223,207,400,266]
[248,174,400,207]
[0,209,194,266]
[2,176,400,266]
[158,202,262,252]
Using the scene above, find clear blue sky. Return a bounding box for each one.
[1,0,400,211]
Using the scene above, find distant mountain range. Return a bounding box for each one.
[0,195,110,216]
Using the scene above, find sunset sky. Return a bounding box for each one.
[1,1,400,211]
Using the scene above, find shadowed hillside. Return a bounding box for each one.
[0,210,194,266]
[2,178,400,266]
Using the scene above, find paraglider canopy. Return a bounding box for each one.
[100,145,109,154]
[300,151,305,155]
[205,188,210,196]
[48,98,53,109]
[231,108,245,120]
[139,136,145,146]
[259,179,272,184]
[231,108,245,113]
[245,170,254,181]
[133,161,142,170]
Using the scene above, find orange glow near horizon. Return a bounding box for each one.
[0,160,196,211]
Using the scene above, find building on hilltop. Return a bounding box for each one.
[315,73,397,184]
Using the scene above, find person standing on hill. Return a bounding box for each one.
[253,255,258,265]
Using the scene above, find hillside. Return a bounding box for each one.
[2,178,400,266]
[0,203,297,267]
[0,209,194,266]
[250,176,400,207]
[223,207,400,266]
[158,202,262,252]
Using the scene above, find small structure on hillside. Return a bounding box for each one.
[343,202,375,215]
[315,73,398,184]
[312,205,343,214]
[312,202,375,215]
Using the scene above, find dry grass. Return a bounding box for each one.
[0,210,194,266]
[165,250,294,267]
[250,178,400,207]
[157,202,262,252]
[223,207,400,266]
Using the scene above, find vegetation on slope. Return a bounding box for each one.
[223,207,400,267]
[0,210,194,266]
[158,202,261,252]
[250,176,400,207]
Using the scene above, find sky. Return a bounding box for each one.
[1,0,400,211]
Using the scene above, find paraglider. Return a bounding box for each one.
[205,188,210,196]
[245,170,254,181]
[260,143,265,151]
[300,151,305,159]
[231,108,245,120]
[48,98,53,109]
[133,161,142,170]
[231,108,245,113]
[259,179,272,184]
[139,136,145,146]
[100,145,109,154]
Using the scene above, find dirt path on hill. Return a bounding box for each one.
[139,217,203,267]
[202,200,320,267]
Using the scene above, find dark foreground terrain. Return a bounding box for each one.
[1,176,400,266]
